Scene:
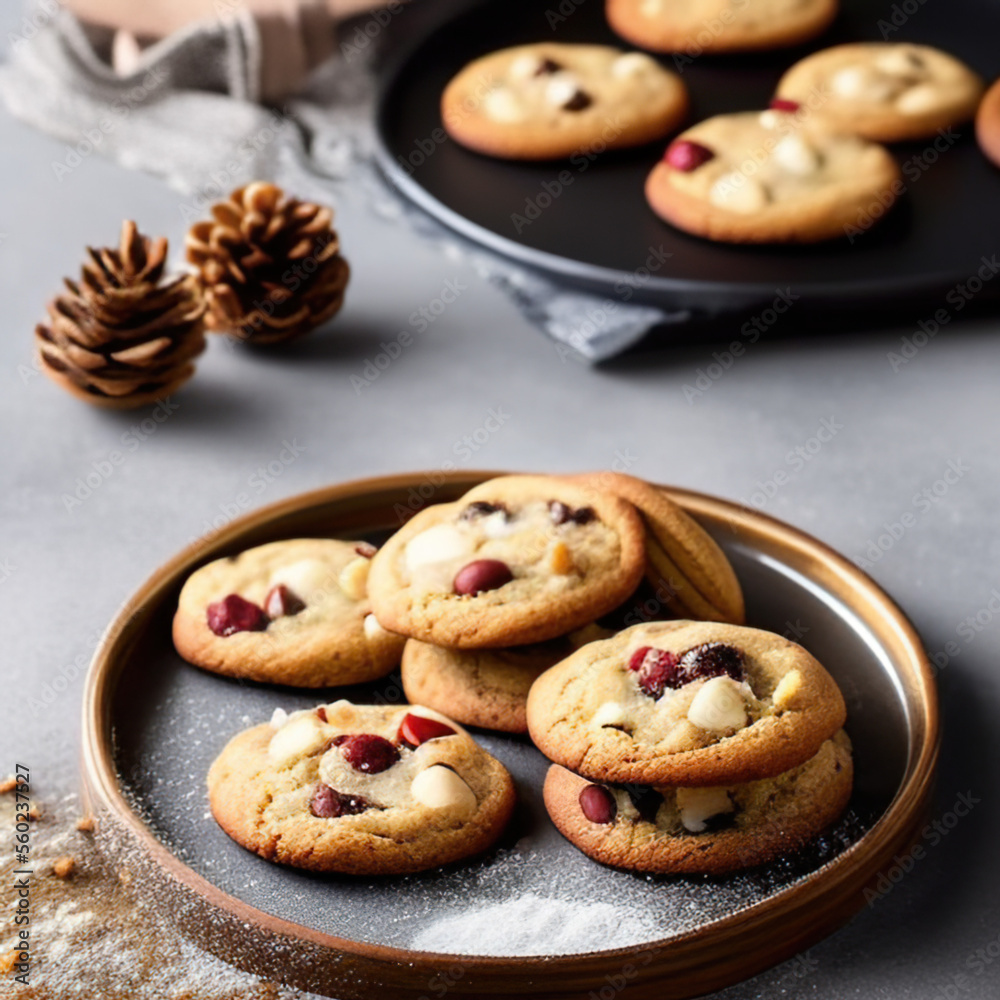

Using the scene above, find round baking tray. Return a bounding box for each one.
[374,0,1000,318]
[81,471,938,999]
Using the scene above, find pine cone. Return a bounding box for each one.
[186,182,350,346]
[36,221,207,409]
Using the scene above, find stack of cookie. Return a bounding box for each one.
[528,620,852,873]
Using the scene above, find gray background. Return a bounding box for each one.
[1,3,998,997]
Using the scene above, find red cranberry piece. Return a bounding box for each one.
[354,542,377,558]
[460,501,508,521]
[454,559,513,596]
[628,646,681,699]
[664,139,715,172]
[397,712,457,748]
[206,594,269,637]
[678,642,745,683]
[769,98,801,112]
[548,501,595,526]
[579,784,617,825]
[310,783,371,818]
[264,584,305,619]
[335,734,400,774]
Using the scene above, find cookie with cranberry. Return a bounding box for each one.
[573,472,744,624]
[606,0,837,55]
[208,700,515,874]
[173,538,404,687]
[527,620,846,786]
[976,77,1000,168]
[401,624,612,734]
[645,110,901,243]
[367,475,646,649]
[776,43,984,143]
[441,43,688,161]
[543,730,852,873]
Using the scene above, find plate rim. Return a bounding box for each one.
[81,471,939,998]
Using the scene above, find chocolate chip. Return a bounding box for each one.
[316,706,328,723]
[677,643,745,684]
[548,501,595,526]
[535,57,562,75]
[625,786,662,823]
[309,784,372,818]
[563,90,593,112]
[460,501,508,521]
[454,559,513,596]
[264,584,305,619]
[579,784,617,824]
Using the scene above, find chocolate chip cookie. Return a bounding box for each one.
[543,730,852,873]
[645,109,902,242]
[367,475,646,649]
[173,538,404,687]
[527,620,846,786]
[777,43,984,143]
[442,43,688,160]
[208,701,516,875]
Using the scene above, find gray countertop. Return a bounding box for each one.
[1,6,998,998]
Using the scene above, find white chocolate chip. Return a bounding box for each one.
[268,713,328,765]
[875,47,926,80]
[481,510,515,539]
[338,556,370,601]
[709,174,769,213]
[508,53,543,81]
[772,134,820,176]
[363,613,390,640]
[896,83,941,115]
[545,72,582,108]
[676,786,734,833]
[483,87,526,123]
[411,765,477,816]
[269,558,334,603]
[772,668,803,709]
[593,701,628,728]
[830,64,895,102]
[269,707,289,729]
[404,524,473,572]
[686,677,747,733]
[611,52,657,79]
[640,0,663,14]
[759,110,783,129]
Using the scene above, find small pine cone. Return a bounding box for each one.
[186,182,350,346]
[36,221,207,409]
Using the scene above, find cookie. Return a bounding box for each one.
[441,43,688,160]
[776,43,985,143]
[527,620,846,786]
[645,109,901,243]
[573,472,744,624]
[975,77,1000,168]
[207,700,516,875]
[400,624,612,734]
[543,730,852,873]
[606,0,837,55]
[367,475,646,649]
[173,539,405,688]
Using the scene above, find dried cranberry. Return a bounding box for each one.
[354,542,377,558]
[310,783,371,818]
[628,646,681,699]
[769,98,801,112]
[579,784,617,825]
[678,643,745,684]
[664,139,715,172]
[264,584,305,619]
[454,559,513,596]
[460,501,508,521]
[397,713,457,748]
[335,734,399,774]
[206,594,268,636]
[316,706,328,723]
[548,501,595,526]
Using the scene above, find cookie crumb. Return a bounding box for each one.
[52,856,76,879]
[0,776,16,794]
[76,815,96,833]
[27,804,42,821]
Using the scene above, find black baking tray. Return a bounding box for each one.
[373,0,1000,330]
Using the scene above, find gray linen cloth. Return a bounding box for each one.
[0,3,686,361]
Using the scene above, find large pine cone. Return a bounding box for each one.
[186,183,350,346]
[36,221,207,409]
